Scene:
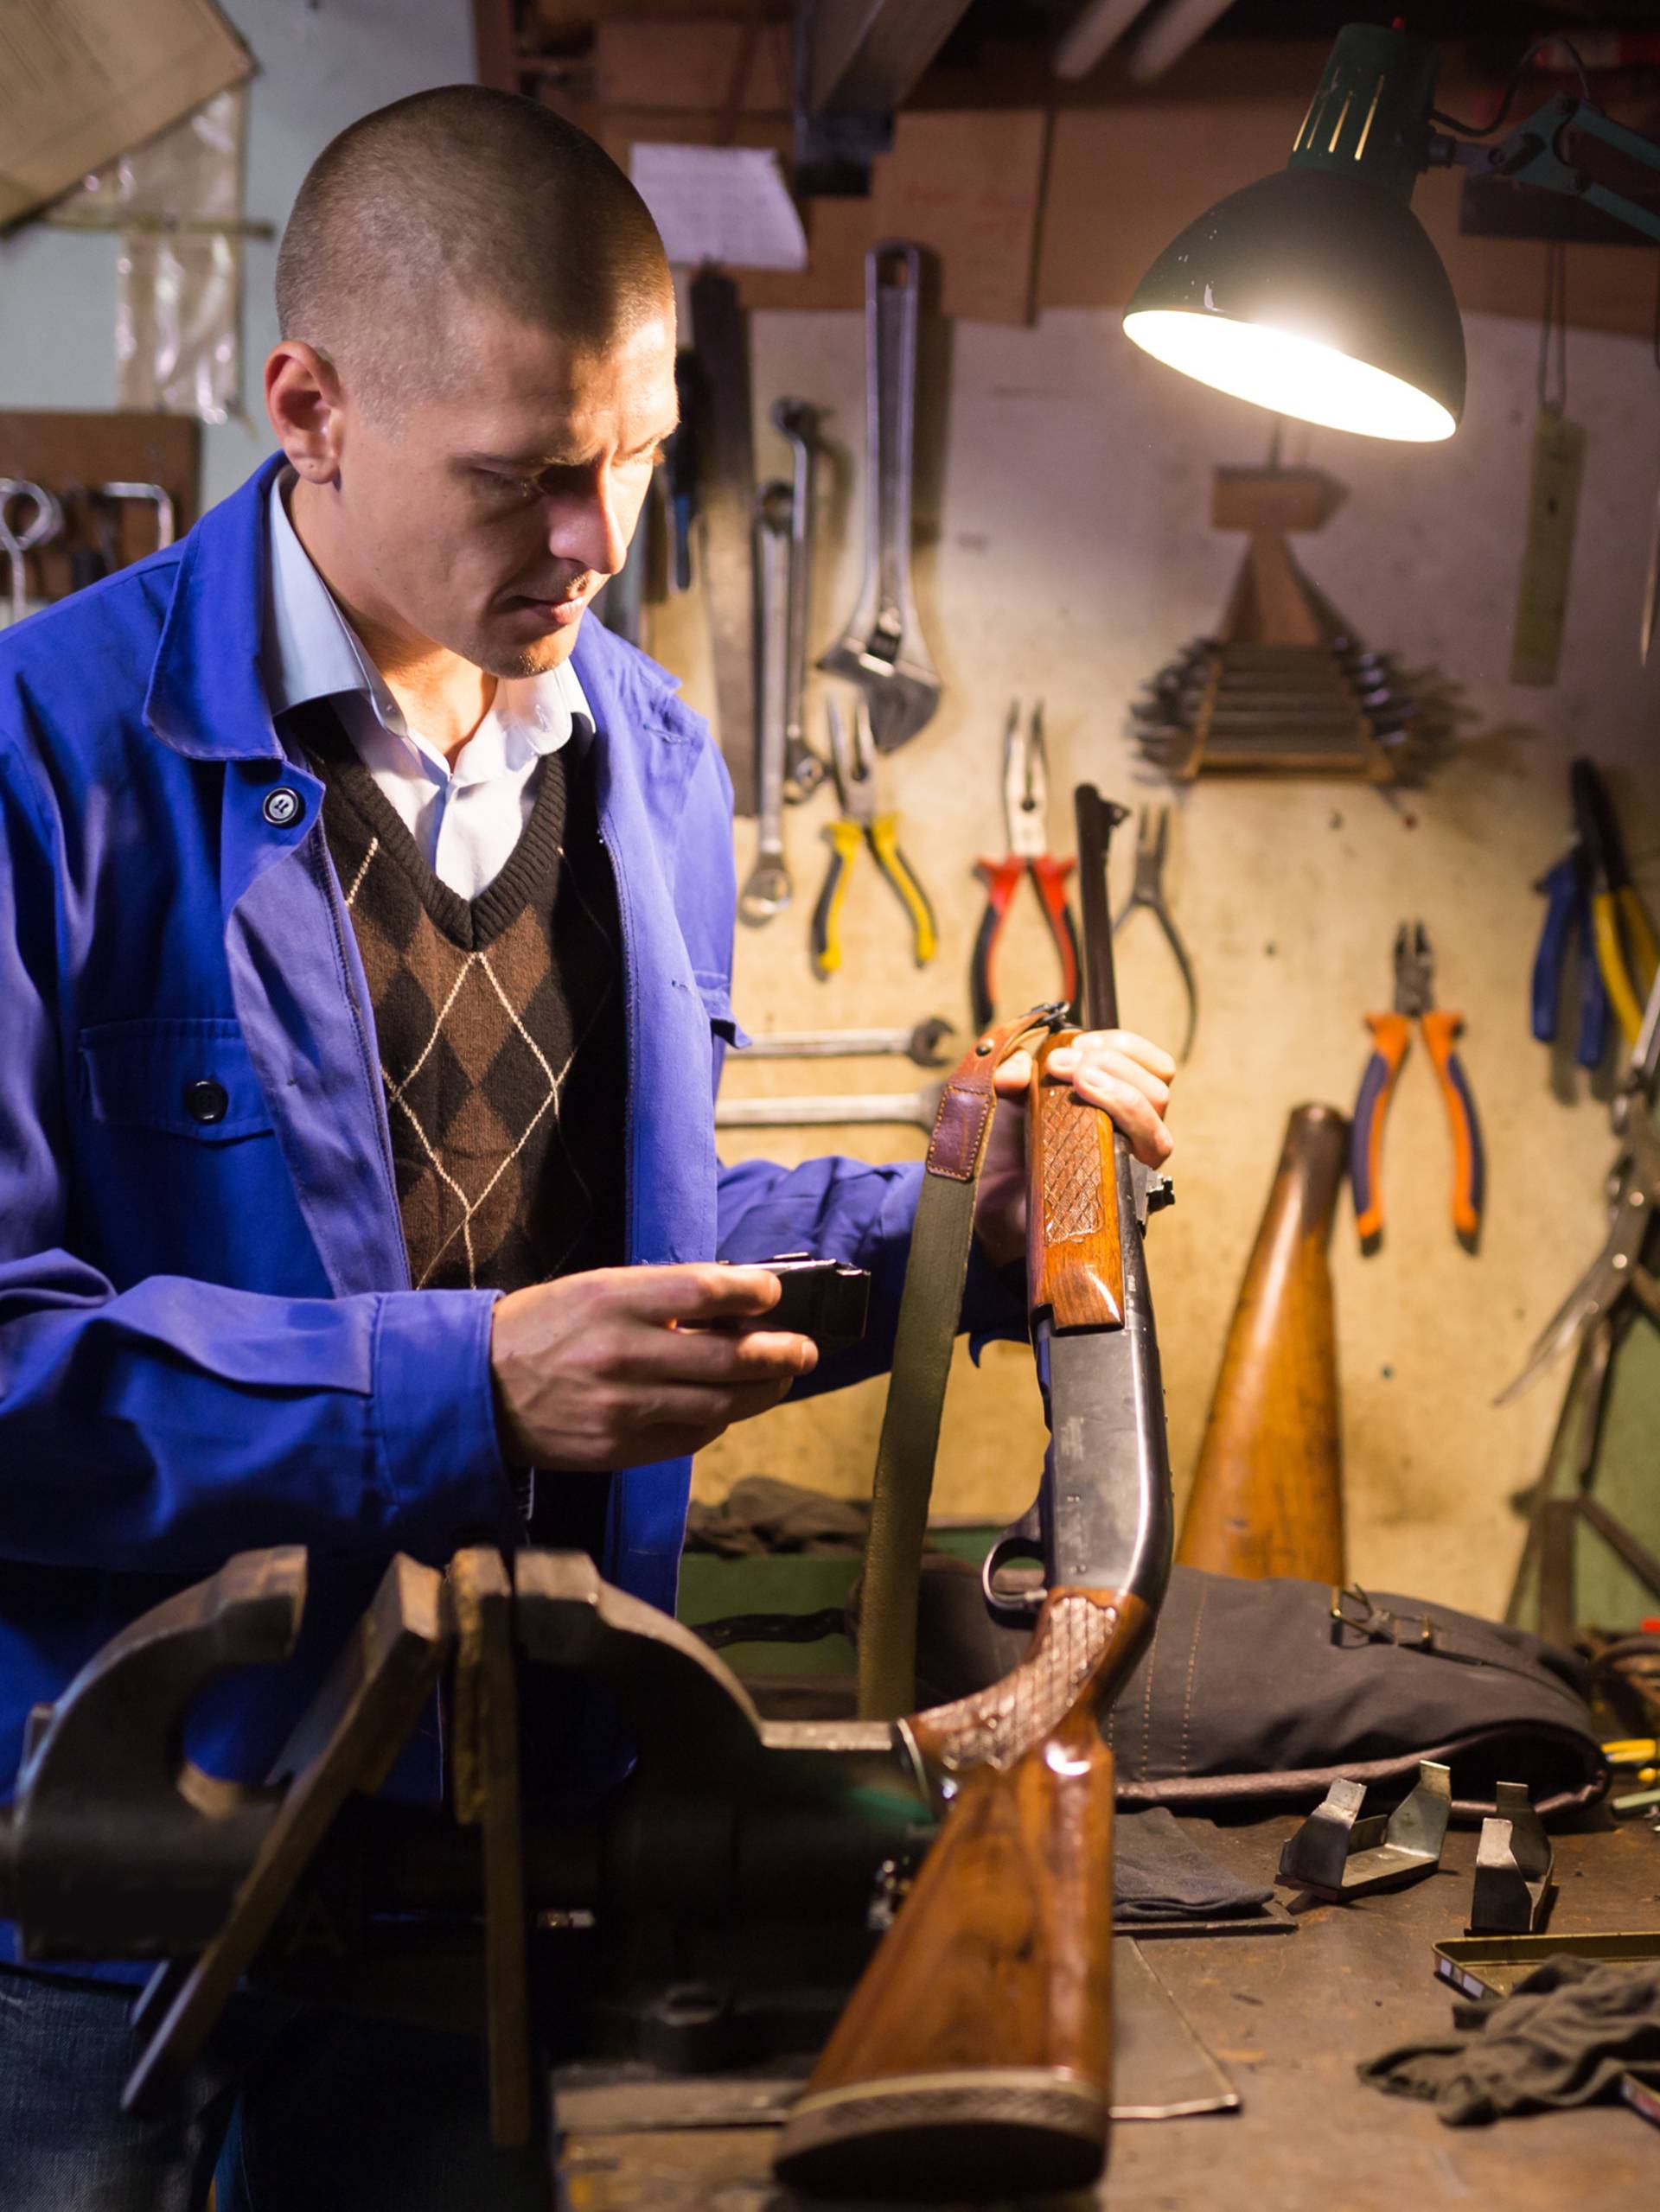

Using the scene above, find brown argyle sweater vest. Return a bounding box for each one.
[290,700,626,1297]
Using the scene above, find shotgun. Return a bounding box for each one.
[774,787,1174,2202]
[1178,1102,1348,1583]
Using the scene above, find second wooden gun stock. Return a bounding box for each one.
[1178,1102,1347,1583]
[773,1589,1146,2202]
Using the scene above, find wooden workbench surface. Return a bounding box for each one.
[557,1814,1660,2212]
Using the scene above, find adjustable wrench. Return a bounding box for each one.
[742,1018,954,1068]
[738,482,795,926]
[818,243,941,753]
[716,1086,942,1131]
[771,398,827,802]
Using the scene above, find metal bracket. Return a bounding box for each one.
[1277,1759,1451,1899]
[1468,1781,1555,1935]
[122,1555,449,2114]
[792,0,973,196]
[0,1547,303,1959]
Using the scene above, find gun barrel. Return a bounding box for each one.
[1177,1103,1347,1582]
[1073,785,1126,1030]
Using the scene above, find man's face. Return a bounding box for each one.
[331,301,679,678]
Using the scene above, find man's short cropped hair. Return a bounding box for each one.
[275,86,671,417]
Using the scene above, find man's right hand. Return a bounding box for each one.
[489,1264,817,1472]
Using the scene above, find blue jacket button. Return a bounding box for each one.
[263,787,303,827]
[184,1078,229,1125]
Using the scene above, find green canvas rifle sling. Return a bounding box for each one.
[857,1005,1063,1722]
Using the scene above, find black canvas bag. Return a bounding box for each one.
[910,1558,1609,1824]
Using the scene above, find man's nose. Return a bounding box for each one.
[546,463,631,580]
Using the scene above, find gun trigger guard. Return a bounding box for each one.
[981,1517,1047,1631]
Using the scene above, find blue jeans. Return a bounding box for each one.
[0,1966,549,2211]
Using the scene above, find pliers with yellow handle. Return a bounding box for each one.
[1350,921,1484,1254]
[1572,757,1658,1048]
[811,693,938,979]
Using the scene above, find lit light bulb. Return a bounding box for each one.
[1122,309,1457,444]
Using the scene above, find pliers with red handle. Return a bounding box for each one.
[969,701,1081,1032]
[1350,921,1484,1254]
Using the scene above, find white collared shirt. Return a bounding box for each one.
[261,469,593,900]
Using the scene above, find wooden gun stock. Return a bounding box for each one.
[774,1590,1146,2201]
[1177,1102,1347,1583]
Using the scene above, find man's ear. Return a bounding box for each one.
[265,340,347,484]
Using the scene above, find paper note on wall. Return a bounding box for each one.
[629,144,808,272]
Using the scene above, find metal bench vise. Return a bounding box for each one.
[0,1545,935,2144]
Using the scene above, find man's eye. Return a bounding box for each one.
[482,472,540,500]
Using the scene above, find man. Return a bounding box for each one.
[0,86,1173,2209]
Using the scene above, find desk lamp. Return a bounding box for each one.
[1123,22,1660,441]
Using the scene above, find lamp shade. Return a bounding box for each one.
[1123,23,1466,441]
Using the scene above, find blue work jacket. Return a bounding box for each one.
[0,456,1013,1890]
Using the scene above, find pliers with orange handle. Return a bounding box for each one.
[969,701,1081,1032]
[1350,921,1484,1254]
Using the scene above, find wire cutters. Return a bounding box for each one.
[970,702,1081,1032]
[811,693,938,979]
[1350,921,1484,1253]
[1112,806,1197,1061]
[1573,757,1657,1048]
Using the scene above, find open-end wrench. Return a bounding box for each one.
[742,1018,954,1067]
[818,243,941,753]
[716,1085,942,1131]
[738,482,795,927]
[771,398,827,803]
[0,480,63,625]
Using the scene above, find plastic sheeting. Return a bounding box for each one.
[62,86,246,424]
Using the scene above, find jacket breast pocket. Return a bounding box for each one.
[78,1017,276,1144]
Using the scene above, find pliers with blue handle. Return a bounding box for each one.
[1531,849,1611,1069]
[1350,921,1484,1255]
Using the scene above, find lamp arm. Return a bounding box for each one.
[1430,93,1660,247]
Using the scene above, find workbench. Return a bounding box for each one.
[556,1813,1660,2212]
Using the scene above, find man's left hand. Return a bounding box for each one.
[973,1029,1176,1270]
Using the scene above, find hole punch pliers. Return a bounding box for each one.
[1112,805,1197,1061]
[1350,921,1484,1254]
[811,694,938,979]
[970,701,1081,1031]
